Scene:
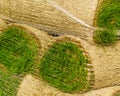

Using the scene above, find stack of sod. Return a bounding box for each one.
[39,37,94,93]
[0,26,39,96]
[94,0,120,45]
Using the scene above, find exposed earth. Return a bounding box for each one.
[17,75,120,96]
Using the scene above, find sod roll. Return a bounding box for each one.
[46,36,120,91]
[39,36,94,93]
[39,35,120,92]
[0,23,52,95]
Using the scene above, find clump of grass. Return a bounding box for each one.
[39,42,90,93]
[94,0,120,45]
[0,70,22,96]
[0,26,39,74]
[94,29,117,45]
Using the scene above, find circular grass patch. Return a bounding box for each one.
[0,26,40,74]
[40,42,90,93]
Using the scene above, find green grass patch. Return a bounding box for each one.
[94,29,117,45]
[0,26,40,95]
[0,26,39,74]
[0,70,22,96]
[40,42,89,93]
[94,0,120,45]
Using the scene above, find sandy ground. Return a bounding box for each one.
[54,0,98,25]
[17,75,120,96]
[0,0,98,40]
[0,19,8,32]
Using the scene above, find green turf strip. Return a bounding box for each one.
[94,0,120,45]
[0,70,22,96]
[0,26,39,74]
[40,42,89,92]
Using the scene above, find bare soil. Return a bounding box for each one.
[17,75,120,96]
[0,19,8,33]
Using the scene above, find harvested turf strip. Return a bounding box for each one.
[0,26,39,74]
